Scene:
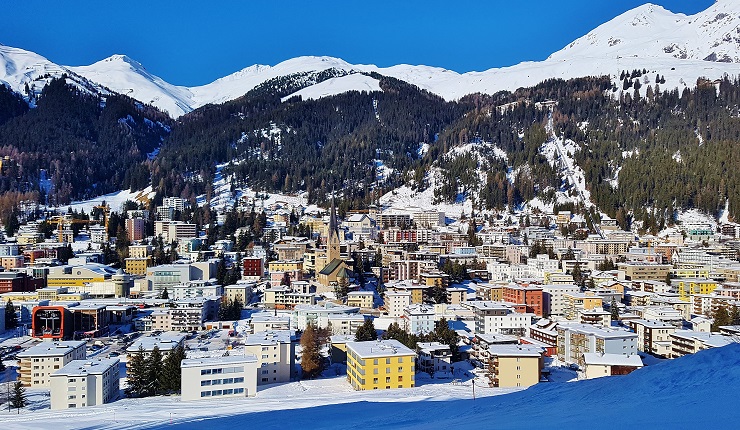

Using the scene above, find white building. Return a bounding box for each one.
[180,355,258,401]
[416,342,452,375]
[17,340,87,387]
[403,304,436,335]
[556,323,638,366]
[541,284,580,317]
[49,358,119,409]
[465,301,535,336]
[126,332,186,358]
[292,303,360,331]
[527,254,559,278]
[384,291,412,318]
[244,330,296,385]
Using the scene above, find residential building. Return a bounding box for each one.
[403,304,436,335]
[466,301,534,336]
[582,353,643,379]
[446,287,467,305]
[556,323,638,367]
[486,344,544,388]
[126,218,147,242]
[244,330,296,385]
[292,303,360,331]
[49,358,119,409]
[626,319,676,357]
[669,330,736,358]
[541,284,580,317]
[126,332,186,358]
[346,339,416,390]
[180,356,258,401]
[347,291,374,309]
[671,278,719,301]
[17,340,87,387]
[617,263,671,281]
[563,292,603,320]
[384,291,412,318]
[502,283,544,317]
[416,342,452,375]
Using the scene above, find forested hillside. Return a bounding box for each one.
[0,77,171,205]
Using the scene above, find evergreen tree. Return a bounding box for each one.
[429,318,460,362]
[571,263,584,287]
[9,381,27,412]
[610,297,620,322]
[160,287,169,300]
[730,305,740,326]
[125,346,147,398]
[161,345,186,394]
[0,358,5,373]
[428,280,447,304]
[300,324,323,379]
[354,318,378,341]
[5,301,18,330]
[712,306,732,332]
[145,346,164,396]
[334,277,349,300]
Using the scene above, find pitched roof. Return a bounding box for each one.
[319,258,344,276]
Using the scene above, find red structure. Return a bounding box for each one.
[32,306,72,340]
[243,257,264,278]
[0,272,44,293]
[503,284,544,317]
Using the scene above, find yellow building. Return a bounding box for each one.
[486,344,543,388]
[672,278,719,301]
[46,264,115,287]
[563,292,603,320]
[268,260,304,273]
[671,267,710,279]
[125,257,150,275]
[347,291,374,309]
[389,283,427,304]
[346,340,416,390]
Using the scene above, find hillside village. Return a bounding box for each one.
[1,190,740,413]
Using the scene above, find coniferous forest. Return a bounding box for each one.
[2,71,740,223]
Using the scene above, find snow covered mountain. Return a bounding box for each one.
[3,1,740,118]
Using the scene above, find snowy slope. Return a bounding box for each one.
[2,341,739,429]
[69,55,194,118]
[281,73,382,102]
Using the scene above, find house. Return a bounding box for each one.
[626,319,676,357]
[416,342,452,376]
[49,358,119,409]
[243,330,296,385]
[402,304,436,335]
[180,355,258,401]
[485,344,544,388]
[17,340,87,387]
[582,353,643,379]
[346,339,416,390]
[465,301,535,336]
[347,291,375,309]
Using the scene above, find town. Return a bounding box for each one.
[1,190,739,415]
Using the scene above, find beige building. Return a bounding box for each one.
[446,287,467,305]
[582,353,643,379]
[347,291,374,309]
[617,263,671,281]
[384,291,412,318]
[180,355,258,401]
[17,341,87,387]
[244,330,296,385]
[486,344,543,388]
[669,330,735,358]
[225,282,254,305]
[626,319,676,357]
[49,358,119,409]
[563,292,603,320]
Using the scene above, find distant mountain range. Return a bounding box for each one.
[3,1,740,118]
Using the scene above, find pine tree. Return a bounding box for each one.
[5,301,18,330]
[610,297,620,322]
[429,318,460,362]
[145,346,164,395]
[160,287,169,300]
[300,324,323,379]
[125,346,147,398]
[355,318,378,341]
[161,345,186,394]
[712,306,731,332]
[730,306,740,326]
[9,381,27,412]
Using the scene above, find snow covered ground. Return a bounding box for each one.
[3,343,739,429]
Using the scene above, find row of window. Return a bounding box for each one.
[200,366,244,375]
[200,377,245,386]
[200,388,245,397]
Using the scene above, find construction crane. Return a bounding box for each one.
[48,215,94,243]
[94,203,111,232]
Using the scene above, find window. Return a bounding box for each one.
[398,367,403,372]
[201,380,211,386]
[386,377,391,383]
[201,369,211,375]
[398,376,403,382]
[68,395,76,399]
[261,378,268,382]
[235,388,245,394]
[234,377,244,383]
[386,358,391,365]
[68,404,76,408]
[373,378,378,384]
[373,368,378,375]
[373,359,378,365]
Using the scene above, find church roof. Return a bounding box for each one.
[319,258,344,276]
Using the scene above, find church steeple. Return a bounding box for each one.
[327,189,340,262]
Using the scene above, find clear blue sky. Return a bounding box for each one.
[1,0,713,86]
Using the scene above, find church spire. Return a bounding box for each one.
[329,187,338,239]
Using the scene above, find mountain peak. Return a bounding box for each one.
[97,54,146,71]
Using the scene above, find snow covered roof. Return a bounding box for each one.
[346,339,415,359]
[181,355,257,369]
[245,330,295,346]
[51,358,119,377]
[583,353,643,367]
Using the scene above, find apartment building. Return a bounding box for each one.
[626,319,676,357]
[466,301,535,336]
[563,292,603,320]
[346,339,416,390]
[556,323,638,367]
[49,358,119,409]
[416,342,452,375]
[244,330,296,385]
[502,284,544,317]
[669,330,735,358]
[180,355,258,401]
[582,353,643,379]
[541,284,580,317]
[384,291,412,318]
[347,291,375,309]
[486,344,544,388]
[403,304,436,335]
[17,340,87,387]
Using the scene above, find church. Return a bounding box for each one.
[316,195,351,290]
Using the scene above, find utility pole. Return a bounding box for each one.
[472,378,476,401]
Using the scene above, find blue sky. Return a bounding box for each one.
[1,0,713,86]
